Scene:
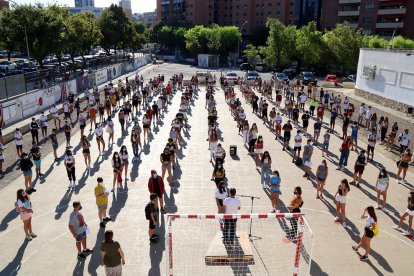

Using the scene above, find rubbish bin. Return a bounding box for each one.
[230,145,237,156]
[408,106,413,116]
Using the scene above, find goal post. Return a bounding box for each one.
[166,213,314,276]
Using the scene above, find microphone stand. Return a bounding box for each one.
[239,195,261,240]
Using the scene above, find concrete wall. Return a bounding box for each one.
[355,49,414,112]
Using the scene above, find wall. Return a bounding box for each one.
[355,48,414,112]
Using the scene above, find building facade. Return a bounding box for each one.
[321,0,414,39]
[69,7,103,17]
[119,0,133,19]
[157,0,307,35]
[75,0,95,7]
[0,0,9,11]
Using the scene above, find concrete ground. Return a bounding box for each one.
[0,63,413,276]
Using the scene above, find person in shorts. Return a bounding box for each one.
[68,201,93,259]
[147,193,159,243]
[282,120,293,151]
[15,128,23,158]
[293,130,303,162]
[303,139,314,179]
[322,131,331,157]
[148,170,165,214]
[313,118,322,144]
[16,188,37,240]
[350,121,359,152]
[95,177,111,228]
[352,206,377,261]
[30,142,42,177]
[367,129,378,162]
[353,150,367,188]
[393,191,414,236]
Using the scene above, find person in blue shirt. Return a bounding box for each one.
[270,171,281,213]
[351,121,359,153]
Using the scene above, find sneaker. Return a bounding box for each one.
[336,167,341,170]
[334,216,340,222]
[30,188,37,192]
[83,249,93,254]
[68,181,73,189]
[73,181,77,186]
[30,233,37,238]
[161,207,166,214]
[360,255,369,261]
[397,179,401,184]
[352,246,358,252]
[402,230,411,236]
[375,206,382,210]
[25,234,33,241]
[100,221,106,228]
[342,222,347,227]
[103,217,111,222]
[392,226,402,231]
[78,252,87,259]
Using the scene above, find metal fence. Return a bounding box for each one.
[0,53,143,101]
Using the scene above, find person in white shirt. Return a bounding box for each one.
[358,104,366,125]
[399,129,411,154]
[49,104,61,129]
[299,93,307,112]
[39,112,48,139]
[95,124,105,155]
[215,181,228,224]
[364,106,372,130]
[63,103,72,123]
[367,129,378,162]
[275,113,282,139]
[293,130,303,162]
[15,128,24,158]
[223,188,241,241]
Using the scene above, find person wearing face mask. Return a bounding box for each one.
[212,162,226,186]
[213,143,226,165]
[119,146,129,181]
[287,186,303,239]
[68,201,93,260]
[148,170,166,214]
[65,149,77,189]
[20,152,35,194]
[160,147,173,184]
[95,124,106,155]
[398,129,411,154]
[316,160,328,199]
[112,152,122,191]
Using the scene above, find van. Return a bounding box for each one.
[255,63,268,72]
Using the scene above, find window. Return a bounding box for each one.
[362,17,373,24]
[276,10,280,15]
[289,11,293,15]
[362,29,372,35]
[268,11,272,15]
[364,3,374,11]
[268,3,272,7]
[277,2,280,6]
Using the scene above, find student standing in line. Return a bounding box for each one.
[80,136,91,170]
[385,122,398,151]
[94,177,111,228]
[68,201,93,260]
[215,181,228,216]
[79,110,87,138]
[16,189,37,241]
[119,146,129,181]
[63,120,72,148]
[375,168,389,210]
[260,151,272,188]
[353,150,368,188]
[111,152,122,191]
[396,149,411,184]
[352,206,377,261]
[39,111,48,140]
[20,152,35,194]
[223,188,241,242]
[270,171,281,213]
[29,117,40,144]
[30,142,42,177]
[334,179,350,227]
[95,124,106,155]
[15,128,23,158]
[101,230,125,275]
[64,149,77,189]
[393,191,414,236]
[146,193,159,243]
[287,186,303,239]
[316,160,328,199]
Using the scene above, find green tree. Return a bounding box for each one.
[217,26,241,55]
[362,35,388,48]
[0,8,20,61]
[184,25,205,54]
[296,22,325,68]
[323,22,362,73]
[243,44,260,64]
[133,21,147,34]
[265,19,296,67]
[66,12,102,68]
[98,4,136,53]
[391,36,414,49]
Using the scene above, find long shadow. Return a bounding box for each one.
[108,185,129,222]
[310,260,329,276]
[130,155,142,182]
[0,209,19,232]
[38,163,55,184]
[55,189,74,220]
[148,215,166,276]
[74,170,90,195]
[0,239,29,275]
[72,258,86,276]
[87,227,105,276]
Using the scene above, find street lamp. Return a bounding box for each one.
[9,0,31,66]
[389,6,404,50]
[237,20,248,58]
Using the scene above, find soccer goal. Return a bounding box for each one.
[165,213,314,276]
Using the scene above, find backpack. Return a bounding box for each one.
[373,223,379,237]
[295,157,303,166]
[145,202,152,220]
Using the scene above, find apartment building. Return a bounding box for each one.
[321,0,414,39]
[0,0,9,11]
[75,0,95,7]
[157,0,313,35]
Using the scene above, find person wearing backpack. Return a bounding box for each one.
[146,193,159,243]
[352,206,378,261]
[16,189,36,241]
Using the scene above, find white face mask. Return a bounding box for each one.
[153,173,157,178]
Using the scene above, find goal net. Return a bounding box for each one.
[166,213,314,276]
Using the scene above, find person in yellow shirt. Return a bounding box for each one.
[95,177,111,228]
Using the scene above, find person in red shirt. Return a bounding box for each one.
[146,107,153,125]
[148,170,166,214]
[316,103,325,122]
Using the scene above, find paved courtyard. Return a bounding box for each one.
[0,63,413,275]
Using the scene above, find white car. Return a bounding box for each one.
[225,72,239,83]
[0,61,17,71]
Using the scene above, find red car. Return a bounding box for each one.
[324,74,339,86]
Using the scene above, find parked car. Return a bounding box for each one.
[0,50,8,58]
[225,72,239,83]
[298,71,317,85]
[240,62,253,71]
[282,68,296,80]
[324,74,339,86]
[10,51,23,58]
[274,72,289,82]
[245,70,260,80]
[255,63,268,72]
[15,59,30,68]
[0,61,17,71]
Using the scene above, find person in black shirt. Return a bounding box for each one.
[29,118,39,144]
[282,121,293,151]
[166,138,177,169]
[20,152,36,194]
[301,111,310,133]
[342,113,350,139]
[252,96,259,114]
[160,147,173,184]
[353,150,367,188]
[152,101,159,125]
[30,142,42,177]
[292,105,300,125]
[262,101,269,124]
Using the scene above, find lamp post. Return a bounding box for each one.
[389,7,404,49]
[9,0,31,66]
[237,20,248,58]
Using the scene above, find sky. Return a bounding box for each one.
[9,0,157,14]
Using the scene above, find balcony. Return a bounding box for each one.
[161,1,170,5]
[339,0,361,3]
[378,7,406,15]
[376,22,404,28]
[338,10,360,16]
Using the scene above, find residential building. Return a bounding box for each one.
[321,0,414,39]
[138,11,158,28]
[119,0,133,19]
[0,0,9,11]
[75,0,95,7]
